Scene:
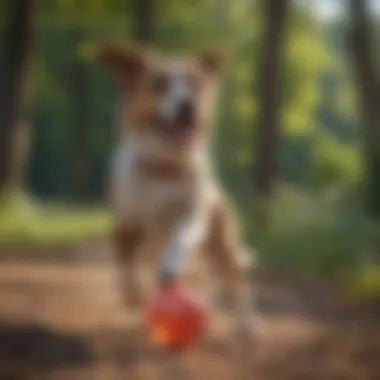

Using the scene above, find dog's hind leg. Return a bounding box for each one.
[113,226,144,308]
[203,200,257,352]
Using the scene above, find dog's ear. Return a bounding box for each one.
[196,47,227,77]
[97,44,149,88]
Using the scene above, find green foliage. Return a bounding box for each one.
[282,24,334,135]
[309,131,362,189]
[250,185,380,285]
[0,190,111,245]
[346,266,380,300]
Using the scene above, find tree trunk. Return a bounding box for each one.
[0,0,36,190]
[70,28,91,202]
[348,0,380,218]
[131,0,155,46]
[253,0,289,224]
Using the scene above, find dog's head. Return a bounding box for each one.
[98,45,225,155]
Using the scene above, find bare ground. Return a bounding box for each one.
[0,241,379,380]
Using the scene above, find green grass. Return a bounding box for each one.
[244,184,380,299]
[344,266,380,300]
[0,190,112,245]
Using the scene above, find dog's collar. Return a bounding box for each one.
[137,156,188,179]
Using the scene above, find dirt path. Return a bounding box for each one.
[0,244,379,380]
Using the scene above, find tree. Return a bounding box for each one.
[131,0,155,45]
[69,27,91,201]
[0,0,36,190]
[253,0,289,224]
[49,0,130,201]
[348,0,380,217]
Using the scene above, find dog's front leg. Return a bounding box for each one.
[157,210,206,286]
[154,211,205,380]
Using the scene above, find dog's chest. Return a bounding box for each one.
[111,148,194,225]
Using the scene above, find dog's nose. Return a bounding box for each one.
[176,100,194,125]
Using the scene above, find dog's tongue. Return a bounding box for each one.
[162,118,193,146]
[172,125,193,146]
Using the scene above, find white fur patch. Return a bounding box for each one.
[110,137,207,228]
[110,143,137,225]
[161,64,194,121]
[159,212,207,278]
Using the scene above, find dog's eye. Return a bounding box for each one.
[151,75,169,95]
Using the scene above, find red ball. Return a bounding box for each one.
[146,285,208,351]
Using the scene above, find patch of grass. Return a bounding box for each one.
[0,190,112,245]
[246,185,380,296]
[344,266,380,301]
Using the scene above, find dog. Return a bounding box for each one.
[98,45,256,347]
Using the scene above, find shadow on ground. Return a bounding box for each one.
[0,323,93,376]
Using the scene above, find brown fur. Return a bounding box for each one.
[99,45,221,155]
[99,45,256,348]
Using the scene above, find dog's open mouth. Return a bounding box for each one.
[165,121,195,146]
[159,103,197,147]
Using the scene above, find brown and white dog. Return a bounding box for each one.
[98,45,256,345]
